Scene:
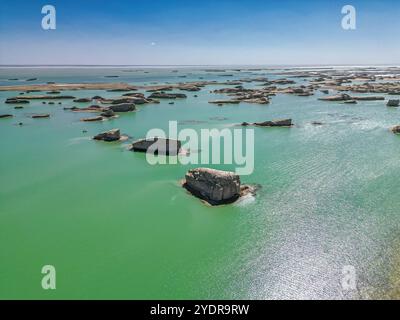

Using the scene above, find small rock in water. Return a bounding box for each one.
[93,129,121,142]
[391,125,400,134]
[130,137,181,155]
[73,98,92,103]
[100,109,116,118]
[32,114,50,119]
[387,99,399,107]
[81,116,104,122]
[0,114,13,119]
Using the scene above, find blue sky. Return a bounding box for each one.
[0,0,399,65]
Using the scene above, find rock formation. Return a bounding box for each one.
[183,168,241,205]
[130,137,181,155]
[93,129,121,142]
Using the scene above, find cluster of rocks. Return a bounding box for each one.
[211,86,271,104]
[90,128,256,206]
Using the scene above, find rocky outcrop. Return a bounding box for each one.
[108,103,136,112]
[387,99,400,107]
[241,119,293,127]
[183,168,241,205]
[130,137,181,155]
[253,119,293,127]
[93,129,121,141]
[148,92,187,99]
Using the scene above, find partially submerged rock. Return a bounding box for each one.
[0,114,13,118]
[253,119,293,127]
[5,98,29,104]
[343,100,357,104]
[148,92,187,99]
[93,129,121,142]
[352,96,385,101]
[70,105,105,113]
[391,125,400,134]
[108,103,136,112]
[73,98,92,103]
[130,137,181,155]
[182,168,256,206]
[319,94,352,102]
[255,119,293,127]
[387,99,400,107]
[32,114,50,119]
[81,116,104,122]
[101,109,116,118]
[209,100,241,105]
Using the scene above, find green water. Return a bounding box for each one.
[1,67,400,299]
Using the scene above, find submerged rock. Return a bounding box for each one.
[93,129,120,141]
[352,96,385,101]
[343,100,357,104]
[387,99,400,107]
[183,168,241,206]
[130,137,181,155]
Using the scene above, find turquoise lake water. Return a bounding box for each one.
[0,67,400,299]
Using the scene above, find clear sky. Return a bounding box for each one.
[0,0,399,65]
